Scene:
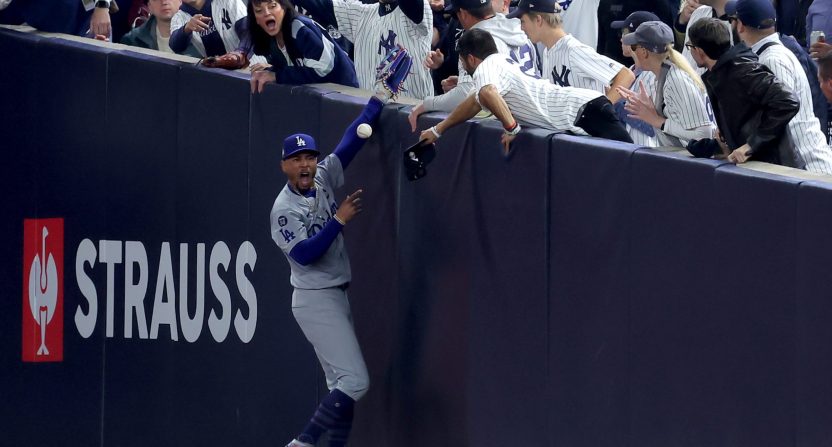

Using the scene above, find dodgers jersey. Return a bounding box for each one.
[271,154,350,289]
[543,34,623,93]
[753,34,832,174]
[332,0,433,99]
[472,53,602,135]
[422,14,539,112]
[560,0,600,49]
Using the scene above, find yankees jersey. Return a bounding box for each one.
[682,6,732,75]
[330,0,433,99]
[653,63,713,147]
[753,34,832,174]
[543,34,623,93]
[472,53,603,135]
[271,154,350,289]
[422,14,539,112]
[626,69,659,147]
[560,0,600,49]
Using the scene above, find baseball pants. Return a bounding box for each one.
[292,286,370,401]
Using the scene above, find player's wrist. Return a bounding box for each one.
[334,214,346,226]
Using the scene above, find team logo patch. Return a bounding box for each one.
[278,216,288,227]
[296,136,307,147]
[22,218,64,362]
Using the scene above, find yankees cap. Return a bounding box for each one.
[282,133,320,160]
[725,0,776,29]
[611,11,661,33]
[450,0,490,11]
[507,0,561,18]
[622,21,674,53]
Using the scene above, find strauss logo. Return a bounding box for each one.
[28,226,58,356]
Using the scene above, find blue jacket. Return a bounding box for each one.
[267,15,358,87]
[120,16,202,57]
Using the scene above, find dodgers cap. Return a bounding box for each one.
[725,0,776,29]
[282,133,319,160]
[621,20,674,53]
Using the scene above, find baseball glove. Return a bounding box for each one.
[403,139,436,181]
[201,51,249,70]
[375,45,413,103]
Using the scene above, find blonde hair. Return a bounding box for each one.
[527,11,563,28]
[663,44,705,91]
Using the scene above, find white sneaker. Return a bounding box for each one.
[286,439,314,447]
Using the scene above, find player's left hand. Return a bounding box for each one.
[500,133,516,155]
[409,103,425,132]
[727,143,751,164]
[810,41,832,59]
[618,81,662,129]
[90,7,112,38]
[251,70,276,93]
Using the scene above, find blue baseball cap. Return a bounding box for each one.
[507,0,561,18]
[621,21,674,53]
[282,133,319,160]
[725,0,776,29]
[611,11,661,33]
[450,0,490,12]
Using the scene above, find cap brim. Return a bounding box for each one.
[506,7,526,18]
[610,19,627,29]
[621,32,639,46]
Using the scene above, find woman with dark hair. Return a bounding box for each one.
[249,0,358,91]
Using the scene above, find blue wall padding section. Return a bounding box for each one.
[795,180,832,447]
[6,27,832,447]
[548,134,634,447]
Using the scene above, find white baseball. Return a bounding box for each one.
[357,123,373,139]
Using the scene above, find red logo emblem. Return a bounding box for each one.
[22,218,64,362]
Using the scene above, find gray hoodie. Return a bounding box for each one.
[422,14,539,112]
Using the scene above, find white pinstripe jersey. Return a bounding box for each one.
[654,64,713,147]
[753,34,832,174]
[332,0,433,99]
[171,0,249,58]
[472,53,602,135]
[542,34,623,93]
[682,6,733,76]
[627,69,659,147]
[560,0,600,49]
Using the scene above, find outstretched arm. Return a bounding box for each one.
[418,92,482,144]
[333,97,385,169]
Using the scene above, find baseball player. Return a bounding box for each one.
[728,0,832,174]
[408,0,539,130]
[418,29,632,154]
[291,0,434,99]
[270,47,411,447]
[170,0,267,64]
[679,0,732,75]
[510,0,634,105]
[616,21,715,148]
[611,11,660,146]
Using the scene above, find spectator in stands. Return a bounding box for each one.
[676,0,733,74]
[728,0,832,173]
[428,2,462,95]
[687,17,800,166]
[408,0,537,129]
[610,10,661,146]
[121,0,201,55]
[248,0,358,90]
[806,0,831,50]
[598,0,677,65]
[617,21,714,148]
[819,53,832,103]
[559,0,600,50]
[2,0,115,39]
[510,0,634,104]
[291,0,434,99]
[169,0,266,65]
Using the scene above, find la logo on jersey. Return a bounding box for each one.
[22,218,64,362]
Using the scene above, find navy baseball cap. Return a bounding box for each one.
[506,0,561,18]
[725,0,776,29]
[611,11,661,33]
[451,0,490,12]
[282,133,319,160]
[622,21,674,53]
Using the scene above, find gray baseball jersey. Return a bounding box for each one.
[654,64,714,147]
[542,34,624,93]
[753,34,832,174]
[332,0,433,99]
[472,53,603,135]
[270,154,350,289]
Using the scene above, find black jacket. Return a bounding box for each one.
[701,44,801,167]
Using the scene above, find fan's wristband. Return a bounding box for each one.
[504,121,521,136]
[429,126,442,139]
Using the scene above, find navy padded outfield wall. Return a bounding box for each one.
[3,27,832,446]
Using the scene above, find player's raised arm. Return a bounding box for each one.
[418,92,482,144]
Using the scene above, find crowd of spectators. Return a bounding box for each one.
[2,0,832,172]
